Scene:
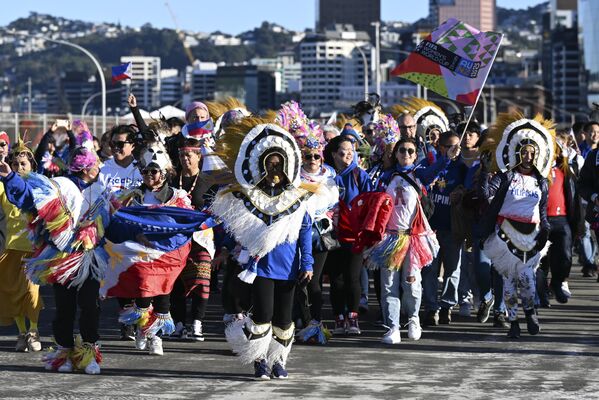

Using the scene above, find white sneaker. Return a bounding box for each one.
[407,317,422,341]
[171,322,187,340]
[191,320,204,341]
[458,302,472,317]
[57,358,73,373]
[381,327,401,344]
[84,358,101,375]
[147,335,163,356]
[135,329,147,350]
[562,281,572,298]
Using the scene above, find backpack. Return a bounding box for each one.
[393,170,435,219]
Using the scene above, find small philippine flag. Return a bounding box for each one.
[111,62,133,84]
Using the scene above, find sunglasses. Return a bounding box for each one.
[303,154,321,161]
[141,168,160,176]
[399,125,416,130]
[0,142,7,147]
[398,147,416,155]
[110,140,132,149]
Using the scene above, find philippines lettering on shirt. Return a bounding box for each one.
[431,193,451,206]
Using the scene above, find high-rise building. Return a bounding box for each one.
[46,71,97,114]
[120,56,161,110]
[579,0,599,107]
[430,0,496,31]
[214,66,276,111]
[316,0,380,41]
[160,69,182,106]
[188,62,217,103]
[300,25,372,112]
[541,0,587,122]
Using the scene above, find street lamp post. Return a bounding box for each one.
[353,44,369,101]
[9,31,107,133]
[371,22,381,96]
[82,87,123,117]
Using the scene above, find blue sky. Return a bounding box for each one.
[2,0,545,34]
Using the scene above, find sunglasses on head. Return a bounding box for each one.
[303,153,321,161]
[141,168,160,176]
[110,140,131,149]
[398,147,415,155]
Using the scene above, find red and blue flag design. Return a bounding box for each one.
[100,206,218,298]
[111,62,133,84]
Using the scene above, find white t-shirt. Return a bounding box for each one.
[386,173,420,231]
[98,158,143,195]
[498,172,542,224]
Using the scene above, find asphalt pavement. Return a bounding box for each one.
[1,264,598,399]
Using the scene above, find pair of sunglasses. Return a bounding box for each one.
[303,154,321,161]
[110,140,131,149]
[398,147,416,155]
[141,168,160,176]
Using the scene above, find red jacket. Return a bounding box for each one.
[341,192,393,253]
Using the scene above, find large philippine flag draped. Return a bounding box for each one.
[100,206,217,298]
[391,18,503,105]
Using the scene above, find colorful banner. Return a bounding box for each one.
[391,18,503,105]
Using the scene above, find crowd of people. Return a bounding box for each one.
[0,92,598,380]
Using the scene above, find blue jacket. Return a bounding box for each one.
[334,162,373,206]
[256,212,314,281]
[428,159,468,231]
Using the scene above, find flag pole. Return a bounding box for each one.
[460,35,504,142]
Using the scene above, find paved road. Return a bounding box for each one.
[1,267,598,399]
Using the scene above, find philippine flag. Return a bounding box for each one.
[100,206,217,298]
[111,62,133,84]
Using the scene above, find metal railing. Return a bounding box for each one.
[0,113,130,145]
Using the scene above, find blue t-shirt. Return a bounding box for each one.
[428,159,467,231]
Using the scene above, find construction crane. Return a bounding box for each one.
[165,0,196,66]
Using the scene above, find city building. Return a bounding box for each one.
[300,25,372,112]
[337,81,417,109]
[160,69,182,106]
[541,0,587,122]
[579,0,599,107]
[46,70,97,114]
[316,0,381,42]
[429,0,496,31]
[214,65,276,112]
[188,62,218,103]
[120,56,161,110]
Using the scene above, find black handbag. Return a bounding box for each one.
[312,218,340,252]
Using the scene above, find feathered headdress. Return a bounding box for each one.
[479,111,556,178]
[391,98,449,135]
[276,101,325,152]
[207,97,251,140]
[9,131,37,169]
[371,114,400,160]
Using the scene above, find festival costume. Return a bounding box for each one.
[211,114,315,378]
[479,113,554,332]
[1,145,110,373]
[112,142,214,353]
[277,101,338,344]
[0,138,44,352]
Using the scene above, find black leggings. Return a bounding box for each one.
[327,248,362,315]
[136,294,170,314]
[222,257,252,314]
[252,276,296,329]
[170,278,207,323]
[53,278,100,347]
[307,251,328,321]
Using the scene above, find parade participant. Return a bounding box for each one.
[457,123,507,327]
[365,137,439,344]
[0,136,43,352]
[34,121,76,177]
[537,132,583,305]
[98,123,143,341]
[421,131,467,326]
[212,116,315,379]
[276,102,339,344]
[169,137,217,341]
[479,112,553,339]
[116,141,195,356]
[0,144,111,374]
[367,114,401,186]
[0,131,10,251]
[324,135,372,335]
[392,98,448,164]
